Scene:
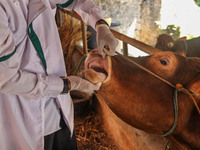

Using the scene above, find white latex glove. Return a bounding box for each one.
[67,76,102,93]
[96,24,119,57]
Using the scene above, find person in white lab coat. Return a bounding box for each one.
[0,0,118,150]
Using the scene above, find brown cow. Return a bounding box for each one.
[58,16,166,149]
[83,50,200,150]
[155,34,175,51]
[156,34,200,57]
[68,47,167,150]
[176,36,200,57]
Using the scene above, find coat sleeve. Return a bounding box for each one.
[0,6,63,99]
[52,0,104,29]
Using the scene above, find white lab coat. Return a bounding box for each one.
[0,0,103,149]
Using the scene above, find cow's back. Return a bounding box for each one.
[187,36,200,57]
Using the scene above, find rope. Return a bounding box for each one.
[120,54,200,150]
[121,54,200,115]
[73,51,200,118]
[122,54,176,89]
[176,83,200,115]
[73,53,88,76]
[164,141,170,150]
[161,88,179,137]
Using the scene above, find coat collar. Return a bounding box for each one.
[28,0,47,26]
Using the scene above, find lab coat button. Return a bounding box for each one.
[28,28,31,34]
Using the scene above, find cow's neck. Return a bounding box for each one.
[171,125,200,150]
[167,98,200,150]
[167,132,200,150]
[167,136,188,150]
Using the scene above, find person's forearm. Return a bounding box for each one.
[0,54,63,99]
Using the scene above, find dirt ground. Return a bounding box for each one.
[74,99,117,150]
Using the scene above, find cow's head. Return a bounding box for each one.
[83,50,200,135]
[156,34,187,56]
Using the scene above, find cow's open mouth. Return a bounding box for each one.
[91,66,108,76]
[83,56,110,84]
[84,64,108,83]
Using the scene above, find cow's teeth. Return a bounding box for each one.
[91,67,108,76]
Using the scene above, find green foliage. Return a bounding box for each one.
[161,25,181,39]
[186,34,195,39]
[195,0,200,7]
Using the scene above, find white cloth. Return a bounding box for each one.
[0,0,104,149]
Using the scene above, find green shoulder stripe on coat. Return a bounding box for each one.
[56,0,74,8]
[0,49,16,62]
[28,23,47,71]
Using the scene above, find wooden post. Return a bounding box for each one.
[123,42,128,56]
[56,8,66,28]
[81,20,88,54]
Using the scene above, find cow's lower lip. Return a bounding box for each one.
[82,68,107,84]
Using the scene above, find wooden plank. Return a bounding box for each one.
[111,29,161,55]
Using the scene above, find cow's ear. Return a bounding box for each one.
[176,36,187,41]
[172,40,187,56]
[188,78,200,97]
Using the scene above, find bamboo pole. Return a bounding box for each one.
[81,20,88,54]
[110,29,161,55]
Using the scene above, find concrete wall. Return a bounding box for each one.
[94,0,161,46]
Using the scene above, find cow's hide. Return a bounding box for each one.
[83,50,200,150]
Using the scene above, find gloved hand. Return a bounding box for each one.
[96,24,118,57]
[67,76,102,93]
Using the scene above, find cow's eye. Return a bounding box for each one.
[160,59,169,65]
